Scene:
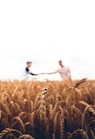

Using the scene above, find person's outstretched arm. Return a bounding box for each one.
[26,67,38,76]
[42,71,57,75]
[30,72,38,76]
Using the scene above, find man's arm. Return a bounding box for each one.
[67,68,72,80]
[43,71,57,74]
[26,67,38,76]
[30,72,38,76]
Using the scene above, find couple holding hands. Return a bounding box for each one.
[23,60,71,81]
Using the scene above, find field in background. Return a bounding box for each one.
[0,79,95,139]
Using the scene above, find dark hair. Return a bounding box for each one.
[26,61,32,64]
[59,60,62,63]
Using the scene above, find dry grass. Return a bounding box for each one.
[0,79,95,139]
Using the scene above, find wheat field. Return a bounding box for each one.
[0,79,95,139]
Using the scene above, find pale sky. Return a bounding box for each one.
[0,0,95,80]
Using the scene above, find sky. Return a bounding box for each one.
[0,0,95,81]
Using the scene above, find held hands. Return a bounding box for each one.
[37,73,50,75]
[40,73,50,75]
[38,73,46,75]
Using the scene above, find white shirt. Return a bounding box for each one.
[20,67,33,81]
[56,66,71,80]
[20,69,30,81]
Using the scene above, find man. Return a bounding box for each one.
[22,61,39,80]
[44,60,71,81]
